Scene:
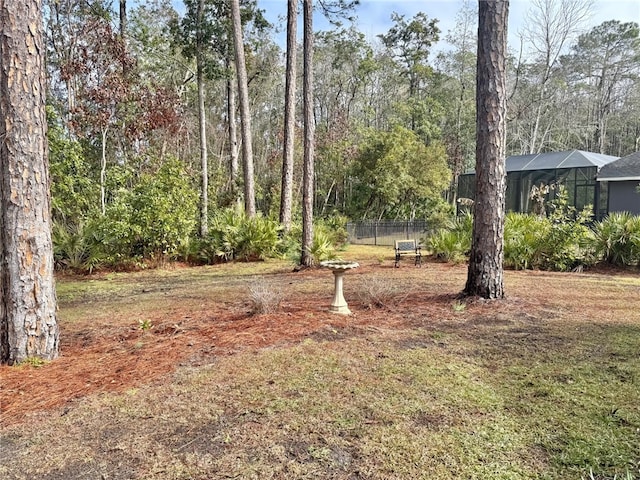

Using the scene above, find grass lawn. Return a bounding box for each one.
[1,245,639,479]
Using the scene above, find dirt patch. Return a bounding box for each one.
[412,412,462,431]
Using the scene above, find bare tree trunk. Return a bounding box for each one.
[197,0,208,236]
[100,126,108,215]
[1,0,59,364]
[279,0,298,232]
[230,0,256,217]
[119,0,127,38]
[300,0,315,266]
[464,0,509,299]
[227,62,240,206]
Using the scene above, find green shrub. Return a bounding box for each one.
[200,208,281,263]
[90,189,137,263]
[52,221,105,273]
[503,187,595,272]
[537,187,595,271]
[426,212,472,263]
[48,106,98,224]
[129,158,198,258]
[428,188,596,271]
[278,217,349,265]
[503,213,548,270]
[277,223,304,259]
[308,225,339,265]
[234,215,281,261]
[86,158,198,268]
[591,212,640,267]
[316,212,349,247]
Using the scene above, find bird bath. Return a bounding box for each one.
[320,260,359,315]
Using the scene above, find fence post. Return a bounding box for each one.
[374,221,378,246]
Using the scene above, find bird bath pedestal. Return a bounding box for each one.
[320,260,359,315]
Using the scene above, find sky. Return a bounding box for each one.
[257,0,640,53]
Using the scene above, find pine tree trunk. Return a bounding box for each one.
[1,0,60,364]
[300,0,315,266]
[464,0,509,299]
[231,0,256,217]
[279,0,298,232]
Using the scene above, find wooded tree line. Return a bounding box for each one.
[42,0,639,238]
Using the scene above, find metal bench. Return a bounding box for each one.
[394,239,422,268]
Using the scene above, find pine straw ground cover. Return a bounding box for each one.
[1,245,639,480]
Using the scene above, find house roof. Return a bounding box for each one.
[462,150,619,175]
[505,150,619,172]
[597,151,640,181]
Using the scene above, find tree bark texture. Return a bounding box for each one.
[1,0,59,363]
[279,0,298,232]
[464,0,509,299]
[226,62,239,206]
[231,0,256,218]
[300,0,315,266]
[119,0,127,39]
[197,0,208,237]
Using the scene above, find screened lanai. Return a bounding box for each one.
[457,150,619,218]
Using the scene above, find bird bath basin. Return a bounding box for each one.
[320,260,359,315]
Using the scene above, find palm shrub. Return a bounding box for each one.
[200,212,347,265]
[503,212,548,270]
[276,215,349,265]
[280,223,340,265]
[308,225,339,265]
[52,221,105,273]
[277,222,304,260]
[201,208,281,263]
[426,211,472,263]
[427,189,596,271]
[317,213,349,247]
[234,214,281,260]
[591,212,640,266]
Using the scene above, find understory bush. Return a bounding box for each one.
[52,159,198,271]
[591,212,640,267]
[88,159,198,267]
[426,211,472,263]
[199,208,281,263]
[536,187,595,271]
[503,212,548,270]
[429,188,601,271]
[52,221,105,273]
